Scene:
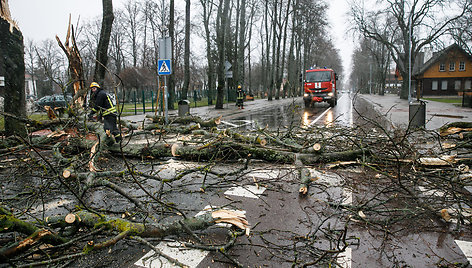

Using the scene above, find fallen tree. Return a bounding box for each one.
[1,99,472,267]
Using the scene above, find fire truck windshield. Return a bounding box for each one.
[305,71,331,82]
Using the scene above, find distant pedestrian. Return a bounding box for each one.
[236,85,245,109]
[88,82,122,143]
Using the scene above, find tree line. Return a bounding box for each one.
[23,0,343,110]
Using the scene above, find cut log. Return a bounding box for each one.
[298,168,312,195]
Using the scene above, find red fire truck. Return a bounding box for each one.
[303,67,338,108]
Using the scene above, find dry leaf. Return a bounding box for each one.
[212,209,250,235]
[358,211,366,219]
[440,209,451,222]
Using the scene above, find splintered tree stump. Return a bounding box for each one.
[0,3,26,137]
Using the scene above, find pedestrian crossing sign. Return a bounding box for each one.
[158,59,172,75]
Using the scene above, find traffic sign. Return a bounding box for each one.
[158,59,172,75]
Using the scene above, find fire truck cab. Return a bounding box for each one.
[303,67,338,108]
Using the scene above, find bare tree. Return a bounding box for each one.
[123,0,141,68]
[349,0,470,99]
[168,0,176,109]
[94,0,114,84]
[182,0,191,100]
[215,0,231,109]
[25,39,37,97]
[451,6,472,54]
[199,0,217,105]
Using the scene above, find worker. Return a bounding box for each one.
[88,82,121,143]
[236,85,245,109]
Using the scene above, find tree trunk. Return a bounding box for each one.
[237,0,247,88]
[168,0,176,110]
[0,1,26,137]
[201,0,215,105]
[182,0,190,100]
[215,0,230,109]
[56,20,87,109]
[93,0,114,84]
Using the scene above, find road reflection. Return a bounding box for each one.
[230,93,354,130]
[325,109,334,127]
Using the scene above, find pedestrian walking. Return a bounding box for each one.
[236,85,245,109]
[88,82,122,143]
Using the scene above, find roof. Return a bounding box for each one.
[415,43,472,75]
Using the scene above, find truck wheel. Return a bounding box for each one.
[304,100,311,108]
[329,99,336,107]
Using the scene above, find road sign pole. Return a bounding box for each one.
[164,76,168,124]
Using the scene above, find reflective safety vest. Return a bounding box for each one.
[91,90,117,117]
[102,95,117,116]
[237,90,244,100]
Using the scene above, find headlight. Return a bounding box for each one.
[304,93,309,97]
[328,92,334,97]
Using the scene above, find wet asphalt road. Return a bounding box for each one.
[223,92,355,130]
[125,93,471,268]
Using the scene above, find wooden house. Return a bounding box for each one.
[414,44,472,96]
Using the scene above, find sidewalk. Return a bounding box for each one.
[122,97,302,123]
[357,94,472,130]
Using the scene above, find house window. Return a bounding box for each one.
[432,81,438,90]
[459,61,465,71]
[441,80,448,90]
[455,80,461,90]
[466,80,472,90]
[449,62,455,71]
[439,63,445,72]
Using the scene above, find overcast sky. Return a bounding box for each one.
[9,0,354,81]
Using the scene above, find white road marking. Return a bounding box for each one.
[454,240,472,264]
[135,241,209,268]
[220,120,238,127]
[342,189,353,206]
[309,107,332,126]
[338,247,352,268]
[225,185,266,199]
[247,170,281,180]
[418,186,445,197]
[136,206,247,268]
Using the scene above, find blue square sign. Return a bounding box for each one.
[158,59,172,75]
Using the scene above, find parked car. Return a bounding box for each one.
[34,94,72,111]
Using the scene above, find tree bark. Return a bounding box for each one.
[200,0,216,105]
[93,0,114,83]
[215,0,230,109]
[237,0,247,88]
[0,1,26,137]
[168,0,176,110]
[182,0,191,100]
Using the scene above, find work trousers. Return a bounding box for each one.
[103,115,120,138]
